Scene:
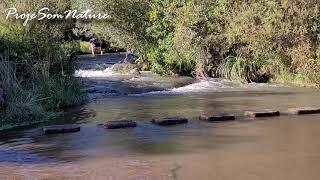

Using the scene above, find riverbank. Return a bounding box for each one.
[0,73,86,131]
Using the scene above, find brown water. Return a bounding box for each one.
[0,54,320,179]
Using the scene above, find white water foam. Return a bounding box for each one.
[170,79,238,93]
[75,62,285,97]
[75,67,114,78]
[129,78,286,96]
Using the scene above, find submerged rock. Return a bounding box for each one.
[43,124,80,134]
[129,68,141,75]
[288,107,320,115]
[245,110,280,118]
[111,63,139,74]
[152,117,188,125]
[104,120,137,129]
[199,114,235,122]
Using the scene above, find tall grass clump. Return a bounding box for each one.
[0,0,86,130]
[0,57,57,130]
[218,56,269,83]
[33,76,85,111]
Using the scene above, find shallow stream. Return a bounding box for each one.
[1,53,320,179]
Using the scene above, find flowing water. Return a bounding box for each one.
[1,53,320,180]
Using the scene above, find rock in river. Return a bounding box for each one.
[43,124,81,134]
[104,120,137,129]
[111,62,139,74]
[152,117,188,126]
[288,107,320,115]
[245,110,280,118]
[199,114,235,122]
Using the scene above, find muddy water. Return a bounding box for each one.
[0,53,320,179]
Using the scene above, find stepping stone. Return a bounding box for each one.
[199,114,235,122]
[43,124,80,134]
[104,120,137,129]
[288,107,320,115]
[245,110,280,118]
[152,117,188,126]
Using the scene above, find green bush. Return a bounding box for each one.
[0,58,57,130]
[224,0,319,86]
[218,56,268,83]
[90,0,319,86]
[33,76,86,111]
[79,41,92,54]
[0,0,85,130]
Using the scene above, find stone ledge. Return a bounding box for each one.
[245,110,280,118]
[288,107,320,115]
[43,124,80,134]
[152,117,188,126]
[104,120,137,129]
[199,114,235,122]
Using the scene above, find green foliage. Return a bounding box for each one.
[0,58,58,130]
[146,0,204,76]
[89,0,151,58]
[79,41,92,54]
[33,76,85,111]
[0,0,85,130]
[224,0,320,86]
[89,0,319,86]
[218,56,268,83]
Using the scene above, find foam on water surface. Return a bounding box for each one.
[75,54,286,99]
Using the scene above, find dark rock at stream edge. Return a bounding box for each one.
[199,114,235,122]
[43,124,80,134]
[104,120,137,129]
[152,117,188,126]
[288,107,320,115]
[245,110,280,118]
[0,88,7,110]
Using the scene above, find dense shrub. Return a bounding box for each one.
[89,0,151,62]
[225,0,320,86]
[90,0,319,86]
[0,0,85,129]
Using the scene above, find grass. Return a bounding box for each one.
[33,76,86,110]
[0,55,86,131]
[0,57,56,130]
[217,56,267,83]
[273,69,318,88]
[79,41,92,54]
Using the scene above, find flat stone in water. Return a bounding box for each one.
[288,107,320,115]
[199,114,235,122]
[43,124,80,134]
[152,117,188,126]
[245,110,280,118]
[104,120,137,129]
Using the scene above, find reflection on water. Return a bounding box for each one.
[0,54,320,179]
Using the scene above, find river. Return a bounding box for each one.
[0,53,320,179]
